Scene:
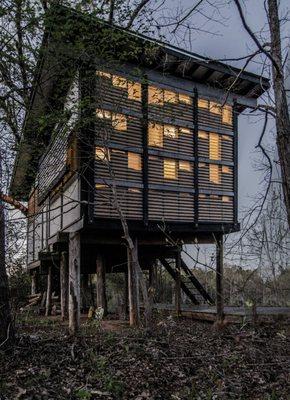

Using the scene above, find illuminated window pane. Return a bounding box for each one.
[198,131,208,139]
[179,160,191,172]
[198,99,208,109]
[96,184,109,189]
[164,159,177,179]
[112,113,127,131]
[222,165,231,174]
[164,124,178,139]
[96,108,111,119]
[222,195,231,202]
[164,90,178,103]
[199,162,206,168]
[148,122,163,147]
[128,152,141,171]
[112,75,127,88]
[95,147,109,161]
[179,127,191,134]
[209,164,220,184]
[222,105,232,125]
[128,188,141,193]
[209,132,221,160]
[148,86,164,105]
[209,101,222,115]
[96,71,111,79]
[128,82,141,101]
[222,134,233,141]
[179,93,192,104]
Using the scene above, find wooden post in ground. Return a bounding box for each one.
[45,265,52,317]
[96,253,107,315]
[149,263,156,315]
[31,270,38,295]
[216,233,224,323]
[127,247,139,326]
[69,232,81,335]
[175,250,181,316]
[60,251,69,321]
[124,270,129,319]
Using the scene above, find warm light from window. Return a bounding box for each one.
[96,184,109,189]
[95,147,109,161]
[164,90,178,103]
[96,108,111,119]
[112,75,127,88]
[164,125,178,139]
[128,188,141,193]
[148,86,164,105]
[96,71,111,79]
[222,134,233,141]
[179,93,192,104]
[209,101,222,115]
[209,164,220,184]
[112,113,127,131]
[222,195,231,202]
[128,152,142,171]
[221,165,231,174]
[198,131,209,139]
[148,122,163,147]
[164,159,177,179]
[128,82,142,101]
[209,133,221,160]
[179,160,191,172]
[179,127,191,134]
[222,105,232,125]
[198,99,208,109]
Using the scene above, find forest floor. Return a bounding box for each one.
[1,314,290,400]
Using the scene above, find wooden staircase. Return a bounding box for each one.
[159,257,214,305]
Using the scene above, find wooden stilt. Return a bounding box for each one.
[96,254,107,315]
[216,233,224,323]
[127,247,139,326]
[69,232,81,335]
[175,250,181,316]
[31,270,37,295]
[60,251,69,321]
[45,265,52,317]
[124,270,129,319]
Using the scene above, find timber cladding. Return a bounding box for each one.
[93,67,236,225]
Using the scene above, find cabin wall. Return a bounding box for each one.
[93,65,236,226]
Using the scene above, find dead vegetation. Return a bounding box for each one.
[0,316,289,400]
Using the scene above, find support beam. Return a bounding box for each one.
[69,232,81,335]
[124,270,129,319]
[127,247,139,326]
[45,266,52,317]
[31,270,38,295]
[96,254,107,315]
[216,234,224,323]
[60,251,69,321]
[175,250,181,316]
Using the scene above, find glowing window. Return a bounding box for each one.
[96,71,111,79]
[148,86,164,105]
[164,159,177,179]
[222,165,231,174]
[128,82,141,101]
[209,164,220,184]
[96,184,109,189]
[179,93,192,104]
[96,108,111,119]
[222,105,232,125]
[112,113,127,131]
[198,99,208,109]
[199,162,206,168]
[209,101,222,115]
[95,147,109,161]
[222,134,233,141]
[148,122,163,147]
[164,90,178,103]
[198,131,209,139]
[222,195,231,202]
[128,188,141,193]
[209,133,221,160]
[179,160,191,172]
[179,127,191,134]
[164,125,178,139]
[112,75,127,88]
[128,152,141,171]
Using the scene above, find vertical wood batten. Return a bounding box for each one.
[193,88,199,224]
[233,100,238,225]
[69,232,81,334]
[141,75,149,225]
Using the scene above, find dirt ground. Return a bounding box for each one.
[0,315,290,400]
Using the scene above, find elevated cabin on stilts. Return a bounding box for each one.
[10,5,270,330]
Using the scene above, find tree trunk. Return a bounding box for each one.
[216,234,224,323]
[268,0,290,227]
[31,270,38,295]
[69,232,81,335]
[60,251,69,321]
[127,247,139,326]
[96,253,107,315]
[45,265,52,317]
[175,252,181,316]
